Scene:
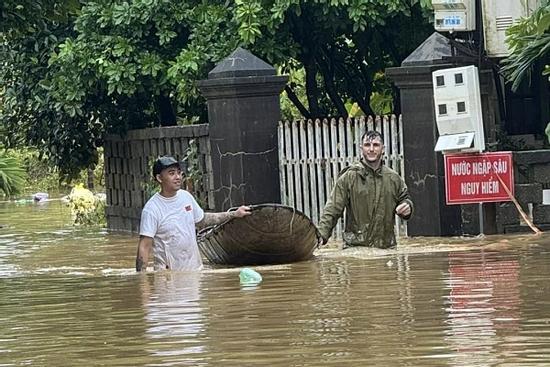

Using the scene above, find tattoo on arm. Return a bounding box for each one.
[136,256,145,272]
[197,212,235,229]
[136,235,152,272]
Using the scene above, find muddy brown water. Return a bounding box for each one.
[1,199,550,366]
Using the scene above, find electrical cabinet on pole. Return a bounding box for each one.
[433,0,476,32]
[481,0,541,57]
[432,65,485,153]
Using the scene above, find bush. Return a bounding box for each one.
[6,147,105,195]
[0,151,27,197]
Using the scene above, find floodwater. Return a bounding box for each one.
[1,200,550,366]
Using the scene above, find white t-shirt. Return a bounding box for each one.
[139,190,205,271]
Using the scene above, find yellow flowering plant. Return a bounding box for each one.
[67,184,106,226]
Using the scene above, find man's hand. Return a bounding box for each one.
[136,236,153,272]
[395,202,411,218]
[233,205,252,218]
[198,206,252,229]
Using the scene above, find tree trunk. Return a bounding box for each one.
[156,94,177,126]
[87,167,94,191]
[304,59,323,118]
[285,85,312,119]
[316,55,348,118]
[357,61,375,116]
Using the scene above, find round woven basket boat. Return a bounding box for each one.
[197,204,322,265]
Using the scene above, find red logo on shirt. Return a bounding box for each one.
[185,205,192,211]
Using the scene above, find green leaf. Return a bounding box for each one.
[0,153,27,197]
[537,13,550,35]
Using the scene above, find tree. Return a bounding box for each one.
[1,1,86,177]
[2,0,432,176]
[2,1,241,177]
[47,1,242,129]
[502,1,550,91]
[502,1,550,144]
[235,0,433,118]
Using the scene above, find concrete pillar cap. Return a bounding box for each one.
[208,47,276,79]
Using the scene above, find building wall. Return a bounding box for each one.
[496,150,550,233]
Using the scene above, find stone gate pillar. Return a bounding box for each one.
[387,32,500,236]
[386,33,463,236]
[198,48,288,211]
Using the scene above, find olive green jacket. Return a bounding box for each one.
[318,160,413,248]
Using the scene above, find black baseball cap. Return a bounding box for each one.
[152,156,182,177]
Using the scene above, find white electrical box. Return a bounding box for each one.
[432,65,485,153]
[482,0,540,57]
[433,0,476,32]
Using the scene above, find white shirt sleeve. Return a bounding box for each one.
[191,195,205,223]
[139,208,158,238]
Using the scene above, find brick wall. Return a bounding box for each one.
[104,125,213,232]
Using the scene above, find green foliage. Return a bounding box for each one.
[502,1,550,91]
[50,0,238,113]
[141,156,159,201]
[0,151,27,197]
[345,102,364,118]
[182,139,204,206]
[68,147,105,191]
[369,92,393,115]
[1,0,239,177]
[369,72,394,115]
[241,0,432,118]
[280,66,306,121]
[5,147,104,194]
[0,0,80,35]
[7,148,63,193]
[503,1,549,143]
[1,0,432,178]
[0,1,95,179]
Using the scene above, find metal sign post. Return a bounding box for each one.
[478,202,484,235]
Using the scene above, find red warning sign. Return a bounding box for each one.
[444,152,514,205]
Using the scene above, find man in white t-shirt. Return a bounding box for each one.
[136,156,251,272]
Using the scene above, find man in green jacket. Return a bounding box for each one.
[318,130,413,248]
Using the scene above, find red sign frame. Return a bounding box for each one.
[444,152,514,205]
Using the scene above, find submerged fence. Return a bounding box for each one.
[104,115,406,237]
[278,114,406,240]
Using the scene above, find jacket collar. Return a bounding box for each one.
[359,159,383,177]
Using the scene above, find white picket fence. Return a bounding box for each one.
[278,114,406,240]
